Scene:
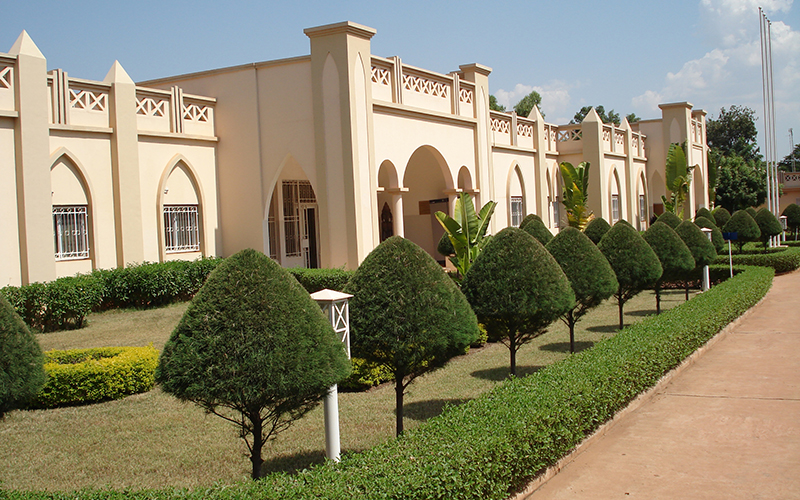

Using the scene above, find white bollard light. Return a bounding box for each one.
[310,289,352,462]
[700,227,712,291]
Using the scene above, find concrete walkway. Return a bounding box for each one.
[517,269,800,500]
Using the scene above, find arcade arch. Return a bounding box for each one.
[51,152,94,274]
[507,164,525,227]
[158,157,205,262]
[402,145,453,259]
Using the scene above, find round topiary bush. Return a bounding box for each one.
[518,213,543,230]
[0,293,46,418]
[598,221,662,329]
[345,236,478,435]
[722,210,761,253]
[462,227,574,375]
[712,207,732,228]
[436,231,455,258]
[694,216,725,254]
[34,346,158,408]
[583,217,611,244]
[745,206,758,219]
[755,207,783,252]
[675,220,718,298]
[656,211,682,229]
[546,227,618,353]
[782,203,800,239]
[695,207,713,221]
[644,222,695,313]
[521,215,554,246]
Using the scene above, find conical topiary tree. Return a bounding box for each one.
[712,206,731,228]
[643,222,695,314]
[155,249,350,479]
[546,227,618,353]
[722,210,761,253]
[745,206,758,219]
[755,207,783,252]
[1,293,46,419]
[675,220,717,299]
[694,216,725,254]
[656,211,682,229]
[518,213,543,230]
[598,221,663,329]
[521,215,553,246]
[462,228,574,376]
[782,203,800,240]
[583,217,611,244]
[695,207,713,221]
[345,236,478,436]
[437,231,455,259]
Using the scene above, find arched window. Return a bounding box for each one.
[51,156,91,261]
[610,169,621,223]
[162,163,200,254]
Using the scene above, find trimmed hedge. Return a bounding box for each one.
[714,245,800,273]
[1,275,104,332]
[287,267,354,294]
[14,264,773,499]
[33,346,158,408]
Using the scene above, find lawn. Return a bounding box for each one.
[1,289,693,491]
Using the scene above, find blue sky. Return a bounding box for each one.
[2,0,797,158]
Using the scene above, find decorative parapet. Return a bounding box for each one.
[135,86,215,137]
[490,111,512,146]
[631,131,646,158]
[47,72,112,128]
[557,125,583,154]
[691,118,704,145]
[0,57,15,112]
[780,172,800,189]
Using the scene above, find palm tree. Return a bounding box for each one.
[559,161,594,229]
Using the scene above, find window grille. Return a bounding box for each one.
[164,205,199,253]
[282,180,316,258]
[53,205,89,260]
[552,198,560,228]
[510,196,524,227]
[639,194,647,222]
[267,196,279,260]
[611,194,620,223]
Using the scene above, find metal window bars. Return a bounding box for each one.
[53,205,89,260]
[164,205,199,253]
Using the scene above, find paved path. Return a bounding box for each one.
[518,269,800,500]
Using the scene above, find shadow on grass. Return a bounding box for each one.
[403,398,471,421]
[260,449,327,475]
[470,364,542,381]
[586,324,620,334]
[626,309,657,317]
[538,341,595,353]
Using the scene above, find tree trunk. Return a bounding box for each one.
[567,311,576,354]
[249,411,264,479]
[656,284,661,315]
[618,298,624,330]
[685,282,690,301]
[395,371,405,436]
[509,332,517,377]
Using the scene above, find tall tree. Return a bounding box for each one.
[489,95,506,112]
[778,143,800,172]
[463,228,574,376]
[706,105,761,162]
[715,154,767,213]
[346,236,478,436]
[571,105,621,125]
[626,113,641,123]
[513,90,544,118]
[155,249,350,479]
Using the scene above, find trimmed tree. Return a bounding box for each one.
[722,210,761,253]
[521,215,554,246]
[675,220,717,299]
[755,207,783,252]
[656,211,682,229]
[546,227,618,353]
[745,206,758,219]
[643,222,695,314]
[345,236,478,436]
[694,216,725,254]
[583,217,611,244]
[462,228,574,376]
[155,249,350,479]
[712,206,731,228]
[1,293,46,419]
[695,207,713,221]
[519,213,543,230]
[782,203,800,240]
[598,221,663,329]
[437,231,455,259]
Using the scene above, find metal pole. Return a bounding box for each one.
[323,386,341,461]
[729,239,733,278]
[701,227,712,291]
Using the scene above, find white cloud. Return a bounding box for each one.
[493,80,577,123]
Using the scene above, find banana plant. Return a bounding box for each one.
[661,143,695,219]
[559,161,594,230]
[435,192,496,280]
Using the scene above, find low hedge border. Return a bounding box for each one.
[32,346,159,409]
[7,264,772,499]
[714,245,800,273]
[287,267,354,294]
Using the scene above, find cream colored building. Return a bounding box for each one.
[2,22,710,286]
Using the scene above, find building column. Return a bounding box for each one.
[459,64,493,230]
[391,191,405,237]
[581,108,606,221]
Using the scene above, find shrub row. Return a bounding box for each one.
[713,245,800,273]
[33,346,158,409]
[1,275,104,332]
[13,264,772,499]
[286,267,354,294]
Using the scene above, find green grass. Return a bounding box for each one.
[1,289,692,491]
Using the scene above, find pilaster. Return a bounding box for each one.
[581,108,605,221]
[620,117,635,223]
[530,107,550,222]
[458,63,493,230]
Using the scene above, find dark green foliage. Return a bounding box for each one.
[345,236,478,435]
[675,221,717,269]
[782,204,800,237]
[156,249,350,479]
[1,275,103,332]
[656,211,682,229]
[598,221,662,329]
[755,208,783,251]
[462,228,574,376]
[571,105,621,125]
[695,216,725,253]
[436,231,455,257]
[583,217,611,244]
[714,245,800,273]
[712,206,731,228]
[643,222,695,313]
[9,266,773,500]
[745,206,758,219]
[520,215,553,246]
[518,213,543,230]
[287,267,353,294]
[0,294,46,418]
[34,346,157,408]
[546,227,618,353]
[715,154,766,213]
[513,90,543,118]
[489,94,506,112]
[722,210,761,253]
[695,207,713,221]
[706,105,761,162]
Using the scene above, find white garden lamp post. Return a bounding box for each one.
[310,289,352,462]
[700,227,712,291]
[780,215,787,244]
